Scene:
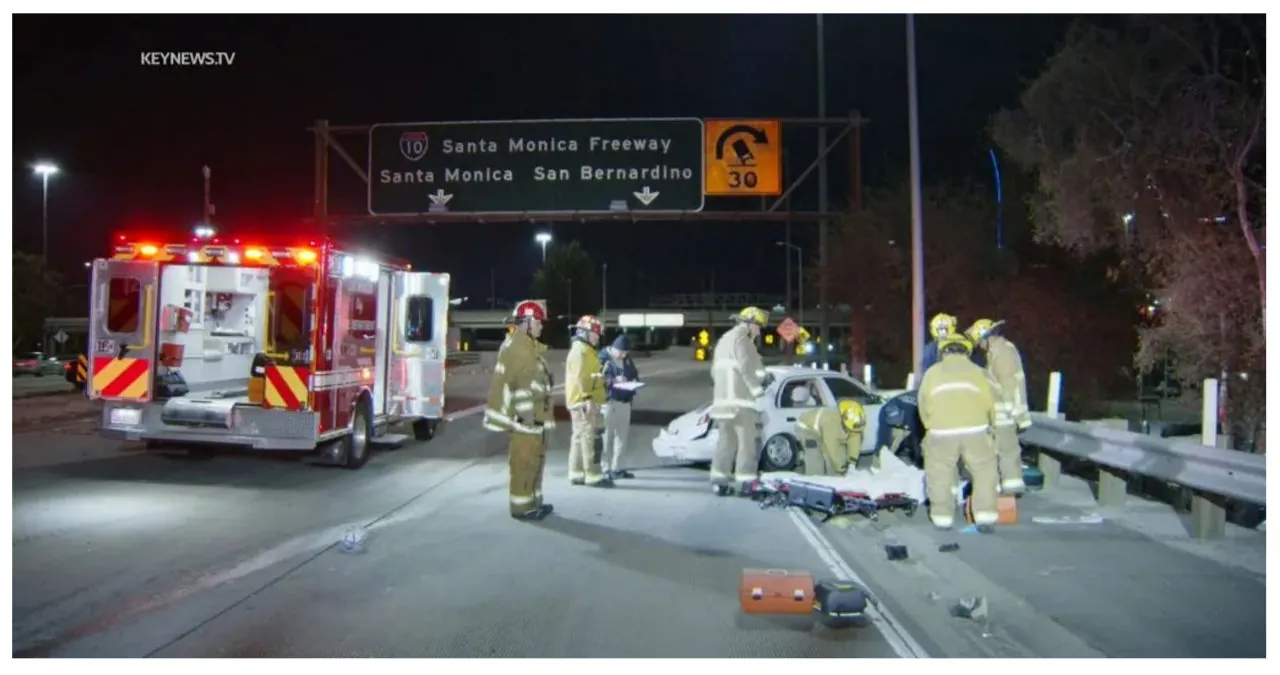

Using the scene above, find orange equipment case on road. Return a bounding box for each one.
[739,569,816,616]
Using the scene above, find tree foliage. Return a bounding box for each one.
[990,16,1265,439]
[822,182,1136,402]
[532,240,597,345]
[13,253,65,351]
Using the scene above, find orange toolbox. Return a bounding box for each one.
[739,568,815,616]
[966,495,1019,525]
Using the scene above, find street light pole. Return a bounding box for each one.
[907,15,927,372]
[602,263,608,315]
[33,162,59,261]
[776,241,805,325]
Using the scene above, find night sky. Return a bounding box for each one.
[13,14,1073,308]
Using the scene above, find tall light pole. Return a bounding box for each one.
[34,162,59,261]
[775,241,805,325]
[816,13,830,350]
[906,15,926,372]
[601,263,609,315]
[535,231,552,264]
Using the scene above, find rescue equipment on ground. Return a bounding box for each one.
[739,569,873,624]
[740,477,919,523]
[966,494,1019,525]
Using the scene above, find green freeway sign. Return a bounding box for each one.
[367,118,705,215]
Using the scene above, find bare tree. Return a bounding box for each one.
[991,16,1265,446]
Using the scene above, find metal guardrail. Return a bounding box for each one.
[1023,412,1267,506]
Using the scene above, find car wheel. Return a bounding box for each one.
[759,433,799,472]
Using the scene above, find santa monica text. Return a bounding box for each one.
[378,164,696,185]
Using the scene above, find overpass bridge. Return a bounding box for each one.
[451,306,854,330]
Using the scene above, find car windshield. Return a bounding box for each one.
[16,353,40,360]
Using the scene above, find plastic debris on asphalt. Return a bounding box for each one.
[339,527,368,554]
[952,596,989,621]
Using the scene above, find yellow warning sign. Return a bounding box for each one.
[704,120,782,196]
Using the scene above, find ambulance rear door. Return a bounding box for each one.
[87,259,159,402]
[389,271,450,420]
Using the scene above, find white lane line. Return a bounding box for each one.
[786,508,931,658]
[444,362,704,422]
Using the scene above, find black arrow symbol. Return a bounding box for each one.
[713,124,770,162]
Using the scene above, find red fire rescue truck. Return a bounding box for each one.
[88,229,450,469]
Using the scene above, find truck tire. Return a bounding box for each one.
[343,400,372,470]
[412,418,439,442]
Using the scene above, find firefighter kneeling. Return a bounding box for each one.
[797,399,865,477]
[483,301,556,521]
[917,334,1000,532]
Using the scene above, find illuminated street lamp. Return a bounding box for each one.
[534,232,552,263]
[33,162,59,260]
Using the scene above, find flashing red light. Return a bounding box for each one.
[294,248,318,264]
[244,248,266,260]
[139,244,159,256]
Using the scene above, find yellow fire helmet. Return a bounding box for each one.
[837,399,866,431]
[965,318,1006,343]
[937,333,975,356]
[735,306,769,326]
[929,312,959,340]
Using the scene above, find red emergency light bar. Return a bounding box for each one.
[108,230,414,270]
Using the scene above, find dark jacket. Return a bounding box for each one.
[877,391,922,466]
[600,351,640,404]
[916,340,941,386]
[917,339,986,387]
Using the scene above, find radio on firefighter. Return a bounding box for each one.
[84,227,454,469]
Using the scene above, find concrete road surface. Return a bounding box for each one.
[12,361,1265,658]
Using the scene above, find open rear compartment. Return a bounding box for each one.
[146,260,318,446]
[154,262,272,400]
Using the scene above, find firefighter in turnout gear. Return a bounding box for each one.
[709,306,770,495]
[915,312,959,386]
[967,318,1032,494]
[483,301,556,521]
[796,399,866,476]
[565,315,611,488]
[917,334,1000,532]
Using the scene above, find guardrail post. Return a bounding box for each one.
[1188,381,1228,539]
[1038,371,1065,487]
[1088,419,1129,507]
[863,363,873,387]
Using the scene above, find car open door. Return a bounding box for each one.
[389,271,450,425]
[87,258,159,402]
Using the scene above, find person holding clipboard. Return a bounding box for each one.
[599,334,643,480]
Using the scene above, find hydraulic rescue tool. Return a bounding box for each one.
[740,478,919,523]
